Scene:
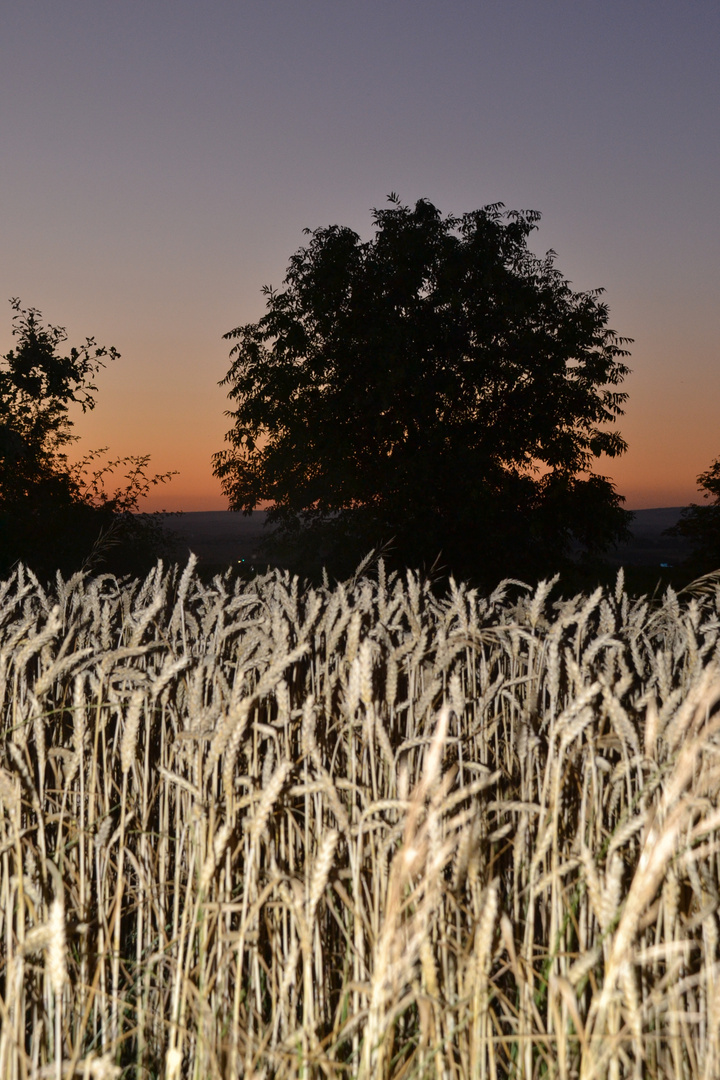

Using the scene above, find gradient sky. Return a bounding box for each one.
[1,1,718,512]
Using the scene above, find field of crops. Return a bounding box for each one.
[0,554,719,1079]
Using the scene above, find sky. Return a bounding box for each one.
[1,0,718,512]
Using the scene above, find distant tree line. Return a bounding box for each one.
[5,197,720,589]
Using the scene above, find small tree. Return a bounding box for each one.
[665,459,720,575]
[214,196,632,584]
[0,300,177,578]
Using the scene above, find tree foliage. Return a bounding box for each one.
[665,459,720,575]
[214,196,632,583]
[0,300,178,578]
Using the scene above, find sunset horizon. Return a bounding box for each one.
[2,2,718,521]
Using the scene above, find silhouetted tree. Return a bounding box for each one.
[665,458,720,575]
[214,196,632,584]
[0,300,178,579]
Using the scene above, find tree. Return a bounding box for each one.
[664,458,720,575]
[214,196,633,584]
[0,299,178,578]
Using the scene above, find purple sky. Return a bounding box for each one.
[1,1,718,511]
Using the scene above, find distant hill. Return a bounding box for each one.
[158,510,270,571]
[155,507,695,574]
[605,507,693,568]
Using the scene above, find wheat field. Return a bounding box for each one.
[0,553,719,1079]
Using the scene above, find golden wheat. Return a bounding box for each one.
[0,558,718,1078]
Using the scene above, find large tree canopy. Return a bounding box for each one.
[214,196,632,583]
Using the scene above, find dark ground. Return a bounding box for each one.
[156,507,696,580]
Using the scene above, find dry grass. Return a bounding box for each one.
[0,555,719,1079]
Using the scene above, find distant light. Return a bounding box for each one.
[660,563,672,568]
